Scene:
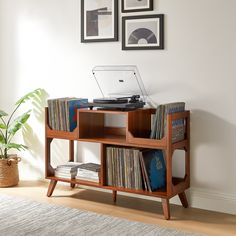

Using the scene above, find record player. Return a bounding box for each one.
[88,65,148,111]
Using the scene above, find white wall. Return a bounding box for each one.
[0,0,236,214]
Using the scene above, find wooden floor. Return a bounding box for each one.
[1,181,236,236]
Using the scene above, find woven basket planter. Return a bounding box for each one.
[0,155,21,187]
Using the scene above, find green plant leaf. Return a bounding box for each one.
[0,123,7,129]
[0,88,45,157]
[0,110,8,117]
[1,143,28,151]
[0,134,5,143]
[8,110,31,136]
[15,88,43,105]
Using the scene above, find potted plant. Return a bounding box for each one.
[0,88,43,187]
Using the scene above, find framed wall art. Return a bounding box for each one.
[81,0,118,42]
[121,0,153,13]
[122,14,164,50]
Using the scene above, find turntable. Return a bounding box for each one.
[88,65,148,111]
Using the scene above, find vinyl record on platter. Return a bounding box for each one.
[93,98,128,104]
[128,28,157,44]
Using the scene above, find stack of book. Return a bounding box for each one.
[47,98,88,132]
[54,163,82,179]
[75,163,100,183]
[106,147,166,192]
[150,102,185,142]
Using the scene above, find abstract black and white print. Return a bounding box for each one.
[81,0,118,42]
[127,20,158,45]
[122,15,164,50]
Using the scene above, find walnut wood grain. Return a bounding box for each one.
[47,180,57,197]
[178,191,189,208]
[161,198,170,220]
[112,190,117,203]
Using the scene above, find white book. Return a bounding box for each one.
[55,169,77,174]
[77,170,99,178]
[75,176,99,183]
[55,171,76,179]
[55,174,75,179]
[76,175,99,180]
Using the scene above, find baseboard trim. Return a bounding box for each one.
[54,181,236,215]
[122,187,236,215]
[184,187,236,215]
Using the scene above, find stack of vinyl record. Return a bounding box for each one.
[106,147,143,190]
[47,98,88,132]
[150,102,185,142]
[106,147,166,192]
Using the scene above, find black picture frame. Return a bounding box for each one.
[122,14,164,50]
[122,0,153,13]
[81,0,118,43]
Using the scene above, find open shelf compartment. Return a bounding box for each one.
[127,109,190,149]
[77,109,127,142]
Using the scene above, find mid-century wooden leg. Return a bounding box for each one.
[112,190,117,203]
[71,183,76,188]
[161,198,170,220]
[47,180,57,197]
[178,191,189,208]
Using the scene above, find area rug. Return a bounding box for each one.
[0,194,199,236]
